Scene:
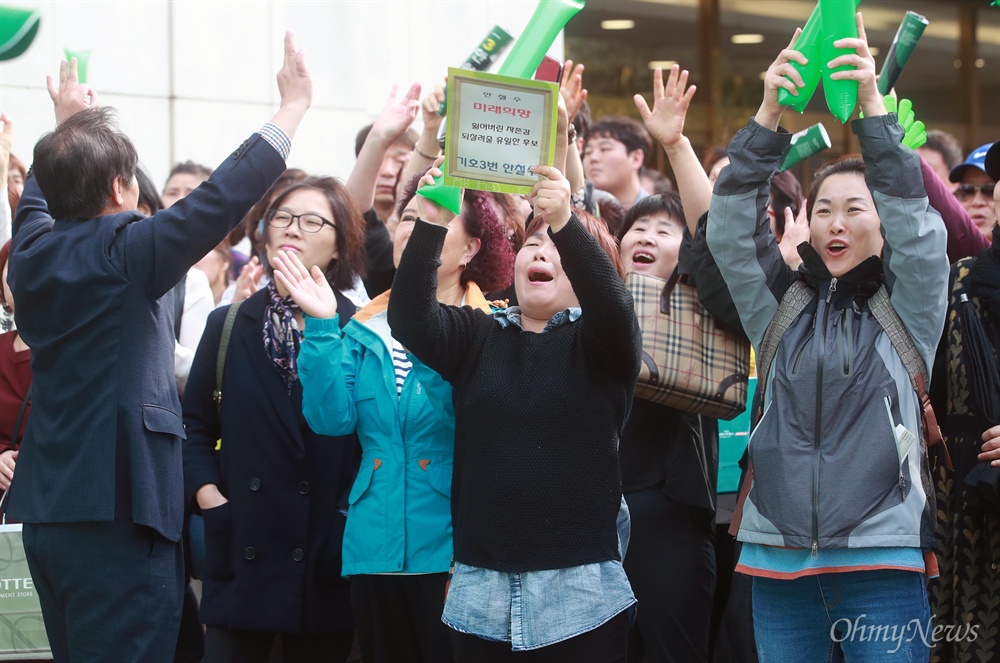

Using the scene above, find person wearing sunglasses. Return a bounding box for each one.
[950,143,997,238]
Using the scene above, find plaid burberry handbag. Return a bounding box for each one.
[627,269,750,420]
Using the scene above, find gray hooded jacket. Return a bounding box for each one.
[706,114,949,553]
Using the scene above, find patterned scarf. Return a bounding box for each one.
[262,280,302,392]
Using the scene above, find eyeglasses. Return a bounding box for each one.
[955,182,996,202]
[265,209,335,233]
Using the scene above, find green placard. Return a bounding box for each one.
[718,377,755,494]
[0,525,51,659]
[444,68,559,195]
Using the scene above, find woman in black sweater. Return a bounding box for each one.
[386,164,641,661]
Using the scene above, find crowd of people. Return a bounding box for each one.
[1,12,998,663]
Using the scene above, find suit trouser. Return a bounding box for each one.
[22,520,184,663]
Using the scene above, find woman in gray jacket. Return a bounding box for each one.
[706,15,949,662]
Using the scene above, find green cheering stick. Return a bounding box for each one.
[497,0,585,80]
[877,12,929,96]
[64,49,92,84]
[0,5,41,61]
[778,0,861,113]
[416,172,463,217]
[780,123,832,172]
[439,26,514,115]
[820,0,859,123]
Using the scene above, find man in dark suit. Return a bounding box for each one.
[5,33,312,663]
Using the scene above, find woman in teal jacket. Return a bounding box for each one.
[274,174,515,663]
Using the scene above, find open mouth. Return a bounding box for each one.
[632,250,656,265]
[527,267,553,283]
[826,241,848,256]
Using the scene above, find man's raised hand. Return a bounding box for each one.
[47,58,99,125]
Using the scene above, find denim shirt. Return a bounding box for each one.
[442,307,636,650]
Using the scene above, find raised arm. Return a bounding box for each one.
[540,164,641,380]
[918,154,989,261]
[346,83,421,212]
[386,169,483,382]
[706,32,804,347]
[561,62,588,194]
[117,32,310,297]
[400,84,445,191]
[634,65,709,235]
[833,12,948,372]
[0,114,12,246]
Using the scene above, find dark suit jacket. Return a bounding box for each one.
[182,288,360,632]
[7,134,286,541]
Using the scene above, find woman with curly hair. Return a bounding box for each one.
[272,167,515,663]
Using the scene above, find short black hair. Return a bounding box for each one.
[586,116,652,162]
[33,107,138,221]
[617,192,685,242]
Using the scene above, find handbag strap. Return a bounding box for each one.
[659,268,683,316]
[12,382,31,447]
[756,279,814,410]
[212,301,242,415]
[868,285,948,468]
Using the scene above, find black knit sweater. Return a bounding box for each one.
[388,216,641,572]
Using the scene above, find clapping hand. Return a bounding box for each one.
[271,250,339,320]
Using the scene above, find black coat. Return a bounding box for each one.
[182,288,360,633]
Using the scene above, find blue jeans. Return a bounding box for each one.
[752,570,930,662]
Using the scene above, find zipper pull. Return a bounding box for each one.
[811,539,819,558]
[826,277,838,303]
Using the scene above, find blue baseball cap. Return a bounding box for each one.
[949,142,994,183]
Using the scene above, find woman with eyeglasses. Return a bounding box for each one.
[182,176,367,662]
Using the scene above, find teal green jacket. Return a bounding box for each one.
[299,286,491,575]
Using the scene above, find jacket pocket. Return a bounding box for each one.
[142,404,187,439]
[201,501,234,580]
[348,459,378,505]
[425,463,453,499]
[883,395,914,500]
